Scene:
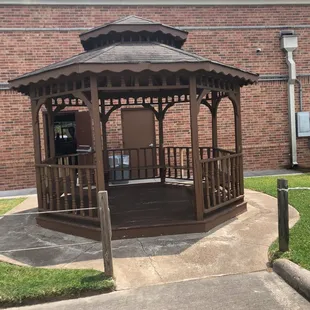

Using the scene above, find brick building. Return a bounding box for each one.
[1,0,310,193]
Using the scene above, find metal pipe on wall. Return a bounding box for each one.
[280,32,298,167]
[259,75,304,112]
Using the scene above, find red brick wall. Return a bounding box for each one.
[1,4,310,190]
[0,91,35,190]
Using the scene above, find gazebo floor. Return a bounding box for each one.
[36,182,247,240]
[110,182,196,228]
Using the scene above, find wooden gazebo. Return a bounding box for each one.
[9,16,258,240]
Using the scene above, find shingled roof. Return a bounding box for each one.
[79,15,188,50]
[14,42,205,79]
[9,16,258,89]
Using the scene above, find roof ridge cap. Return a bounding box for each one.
[114,15,158,24]
[112,15,133,24]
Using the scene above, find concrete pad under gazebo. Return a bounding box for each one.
[0,189,300,290]
[9,16,258,240]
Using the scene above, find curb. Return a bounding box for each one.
[273,258,310,301]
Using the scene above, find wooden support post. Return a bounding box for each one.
[234,87,244,194]
[231,87,242,154]
[190,76,204,220]
[101,101,109,187]
[46,100,55,158]
[91,75,105,191]
[277,179,289,252]
[98,191,114,278]
[158,102,165,183]
[31,99,43,209]
[211,91,218,158]
[229,87,244,195]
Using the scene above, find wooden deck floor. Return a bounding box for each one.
[108,183,196,228]
[38,182,245,239]
[52,182,196,227]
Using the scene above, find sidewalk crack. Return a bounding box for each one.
[137,238,163,282]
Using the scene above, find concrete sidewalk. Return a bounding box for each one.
[0,189,300,290]
[9,271,309,310]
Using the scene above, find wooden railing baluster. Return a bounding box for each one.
[63,167,69,210]
[78,168,84,215]
[227,158,231,200]
[221,158,226,202]
[186,147,190,179]
[121,150,124,180]
[40,167,47,210]
[86,168,93,217]
[174,147,177,178]
[240,154,244,195]
[144,148,148,178]
[216,159,221,204]
[137,149,141,179]
[199,147,203,160]
[70,168,76,213]
[129,150,132,179]
[168,147,171,177]
[152,147,156,178]
[236,155,240,197]
[48,167,53,210]
[210,161,216,207]
[232,157,236,198]
[54,167,61,210]
[112,150,116,181]
[205,163,210,209]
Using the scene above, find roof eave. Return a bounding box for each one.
[80,24,188,43]
[9,62,258,92]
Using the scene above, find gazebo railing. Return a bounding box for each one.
[165,147,234,180]
[201,152,243,213]
[36,147,243,220]
[36,161,97,220]
[42,147,235,183]
[105,147,161,181]
[43,152,94,166]
[104,146,234,182]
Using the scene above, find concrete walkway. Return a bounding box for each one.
[0,190,299,290]
[9,271,309,310]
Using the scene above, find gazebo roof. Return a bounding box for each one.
[9,16,258,91]
[79,15,188,50]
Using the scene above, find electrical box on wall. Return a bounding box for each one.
[296,112,310,137]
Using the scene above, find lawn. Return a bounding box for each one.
[0,198,25,215]
[0,262,114,307]
[245,173,310,270]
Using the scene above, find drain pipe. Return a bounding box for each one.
[280,31,298,167]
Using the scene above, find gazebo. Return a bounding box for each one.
[9,16,258,240]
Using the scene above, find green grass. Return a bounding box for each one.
[0,262,114,307]
[0,198,25,215]
[245,174,310,270]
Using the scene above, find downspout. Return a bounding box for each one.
[280,32,298,167]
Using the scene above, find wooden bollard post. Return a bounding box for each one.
[277,179,289,252]
[98,191,114,278]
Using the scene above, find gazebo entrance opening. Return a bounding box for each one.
[9,16,258,240]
